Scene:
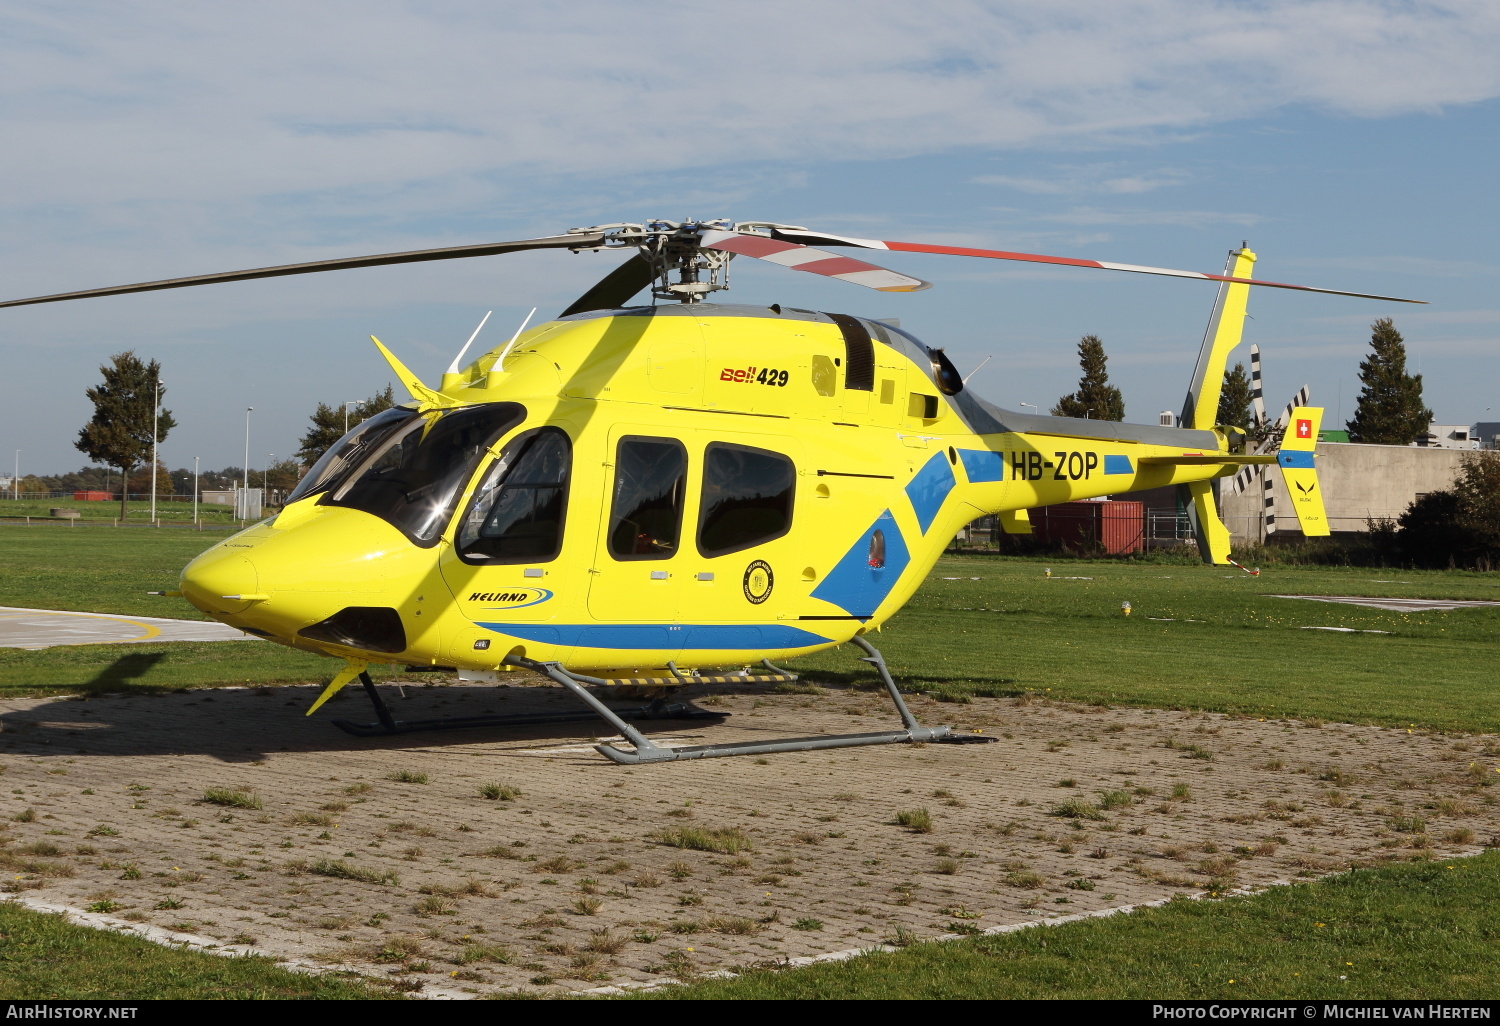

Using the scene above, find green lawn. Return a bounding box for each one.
[0,901,391,1000]
[0,527,232,618]
[637,852,1500,1000]
[0,641,335,699]
[785,556,1500,734]
[0,496,242,526]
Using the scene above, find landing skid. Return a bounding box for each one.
[332,638,995,763]
[512,636,992,764]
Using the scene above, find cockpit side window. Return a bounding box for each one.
[697,443,795,557]
[286,407,417,505]
[608,437,687,560]
[457,427,571,563]
[323,402,524,546]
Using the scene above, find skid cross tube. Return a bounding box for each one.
[508,638,955,764]
[330,670,720,738]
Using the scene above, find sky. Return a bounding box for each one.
[2,0,1499,475]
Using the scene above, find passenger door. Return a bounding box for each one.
[586,429,694,624]
[685,430,804,636]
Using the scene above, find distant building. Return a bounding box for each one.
[1415,424,1477,449]
[1472,422,1500,449]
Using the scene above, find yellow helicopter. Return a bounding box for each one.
[0,220,1421,764]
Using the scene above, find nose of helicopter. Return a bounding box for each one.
[179,549,261,616]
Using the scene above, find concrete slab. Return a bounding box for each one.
[0,605,258,650]
[1269,594,1500,613]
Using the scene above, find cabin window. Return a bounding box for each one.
[324,402,524,546]
[457,427,572,563]
[287,407,417,504]
[697,443,795,557]
[608,437,687,560]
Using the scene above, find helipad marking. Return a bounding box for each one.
[1270,595,1500,613]
[0,605,256,649]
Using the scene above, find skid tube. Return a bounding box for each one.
[506,636,994,764]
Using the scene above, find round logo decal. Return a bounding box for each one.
[742,561,774,604]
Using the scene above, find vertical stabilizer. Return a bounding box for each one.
[1180,246,1256,430]
[1277,406,1330,536]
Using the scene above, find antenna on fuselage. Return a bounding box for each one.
[446,310,493,376]
[494,307,538,369]
[962,356,992,385]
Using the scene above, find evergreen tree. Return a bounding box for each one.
[1051,335,1125,420]
[75,352,175,521]
[1216,361,1254,430]
[1346,318,1432,445]
[296,385,396,466]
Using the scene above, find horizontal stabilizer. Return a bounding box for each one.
[1139,454,1280,467]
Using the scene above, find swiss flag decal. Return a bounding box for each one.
[1296,418,1312,439]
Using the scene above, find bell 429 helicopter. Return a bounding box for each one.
[0,220,1420,764]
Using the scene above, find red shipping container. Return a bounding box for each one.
[1029,500,1144,554]
[73,491,112,501]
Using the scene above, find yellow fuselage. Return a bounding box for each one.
[179,305,1233,673]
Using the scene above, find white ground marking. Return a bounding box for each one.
[1270,595,1500,613]
[0,605,256,649]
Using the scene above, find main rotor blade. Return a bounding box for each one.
[558,252,657,317]
[768,229,1425,304]
[0,233,606,310]
[699,230,930,292]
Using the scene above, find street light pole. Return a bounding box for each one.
[11,450,17,501]
[150,376,162,524]
[344,401,357,434]
[193,456,200,527]
[242,407,253,521]
[1019,403,1038,415]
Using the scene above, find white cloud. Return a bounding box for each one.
[2,1,1497,220]
[973,164,1192,194]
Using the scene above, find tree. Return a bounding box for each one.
[1346,318,1432,445]
[75,351,175,521]
[1216,361,1254,431]
[1395,451,1500,568]
[296,385,397,466]
[1051,335,1124,421]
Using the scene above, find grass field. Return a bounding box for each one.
[0,901,390,1000]
[0,496,242,526]
[5,528,1500,998]
[785,556,1500,734]
[635,853,1500,1000]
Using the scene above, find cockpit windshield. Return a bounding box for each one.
[285,407,418,505]
[322,402,525,546]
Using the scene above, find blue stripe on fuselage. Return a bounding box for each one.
[475,622,833,650]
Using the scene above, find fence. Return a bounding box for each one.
[2,491,224,503]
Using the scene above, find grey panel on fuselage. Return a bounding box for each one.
[952,391,1220,449]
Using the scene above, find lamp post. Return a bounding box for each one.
[242,407,253,521]
[11,450,17,501]
[150,375,162,524]
[193,456,200,527]
[1019,403,1038,415]
[343,401,358,434]
[265,455,273,503]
